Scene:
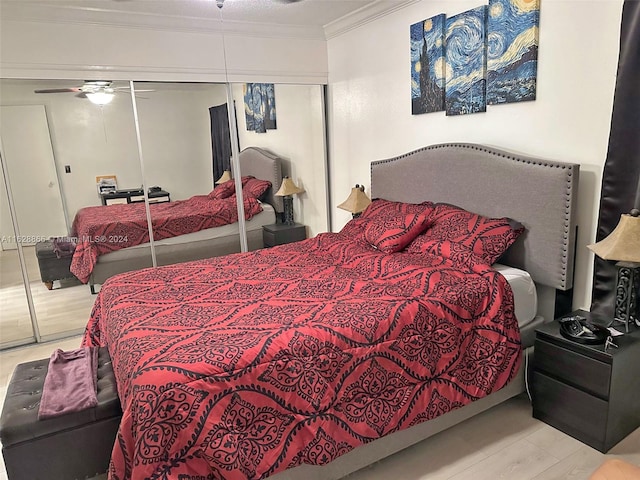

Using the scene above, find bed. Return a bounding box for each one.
[84,147,284,292]
[82,143,579,480]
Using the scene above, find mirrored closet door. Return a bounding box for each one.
[0,78,330,351]
[0,78,147,348]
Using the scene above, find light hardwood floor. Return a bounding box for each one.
[0,246,95,345]
[0,336,638,480]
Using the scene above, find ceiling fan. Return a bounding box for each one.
[34,81,153,105]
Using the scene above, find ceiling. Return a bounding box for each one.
[0,0,388,30]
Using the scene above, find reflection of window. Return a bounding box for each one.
[243,83,277,133]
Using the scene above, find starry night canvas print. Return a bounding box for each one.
[445,6,488,116]
[244,83,277,133]
[263,83,277,130]
[244,83,255,131]
[251,84,266,133]
[487,0,540,104]
[410,14,446,115]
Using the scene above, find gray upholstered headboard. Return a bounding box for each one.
[238,147,284,213]
[371,143,580,291]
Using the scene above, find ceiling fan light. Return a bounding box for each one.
[86,91,115,105]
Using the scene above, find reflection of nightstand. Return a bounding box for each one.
[532,309,640,452]
[101,189,170,206]
[262,223,306,247]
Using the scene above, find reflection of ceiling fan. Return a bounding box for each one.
[34,81,153,105]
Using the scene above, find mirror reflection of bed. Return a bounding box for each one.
[85,147,285,293]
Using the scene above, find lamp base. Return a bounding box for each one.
[282,196,295,226]
[613,262,640,332]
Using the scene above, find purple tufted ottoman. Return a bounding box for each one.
[0,347,121,480]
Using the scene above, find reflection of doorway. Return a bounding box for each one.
[0,105,67,250]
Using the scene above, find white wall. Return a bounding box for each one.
[234,84,328,237]
[326,0,624,311]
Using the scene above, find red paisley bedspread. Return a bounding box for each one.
[82,230,522,480]
[70,195,263,283]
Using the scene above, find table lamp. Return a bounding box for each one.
[338,184,371,218]
[275,176,304,225]
[588,208,640,332]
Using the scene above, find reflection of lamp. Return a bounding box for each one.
[588,209,640,332]
[275,176,304,225]
[338,184,371,218]
[86,91,115,105]
[215,170,232,184]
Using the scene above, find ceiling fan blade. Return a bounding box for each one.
[112,87,155,93]
[34,88,82,94]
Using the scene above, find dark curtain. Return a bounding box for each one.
[590,1,640,317]
[209,103,232,184]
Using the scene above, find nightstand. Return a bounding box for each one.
[262,223,306,247]
[532,309,640,452]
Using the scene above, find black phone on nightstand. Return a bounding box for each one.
[558,315,608,344]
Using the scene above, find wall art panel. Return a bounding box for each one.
[410,14,446,114]
[487,0,540,104]
[244,83,277,133]
[445,6,488,116]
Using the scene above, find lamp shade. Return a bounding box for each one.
[587,213,640,263]
[215,170,232,184]
[275,177,304,197]
[338,185,371,214]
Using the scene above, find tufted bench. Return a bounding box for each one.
[0,347,122,480]
[35,240,76,290]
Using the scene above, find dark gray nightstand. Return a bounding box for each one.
[531,309,640,452]
[262,223,306,247]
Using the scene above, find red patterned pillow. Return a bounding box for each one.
[360,198,435,219]
[406,203,524,264]
[208,180,235,200]
[363,210,431,253]
[406,239,493,269]
[338,217,367,238]
[242,177,271,200]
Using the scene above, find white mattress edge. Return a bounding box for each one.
[493,263,538,328]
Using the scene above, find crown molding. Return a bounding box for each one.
[0,2,326,40]
[0,62,328,85]
[323,0,419,40]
